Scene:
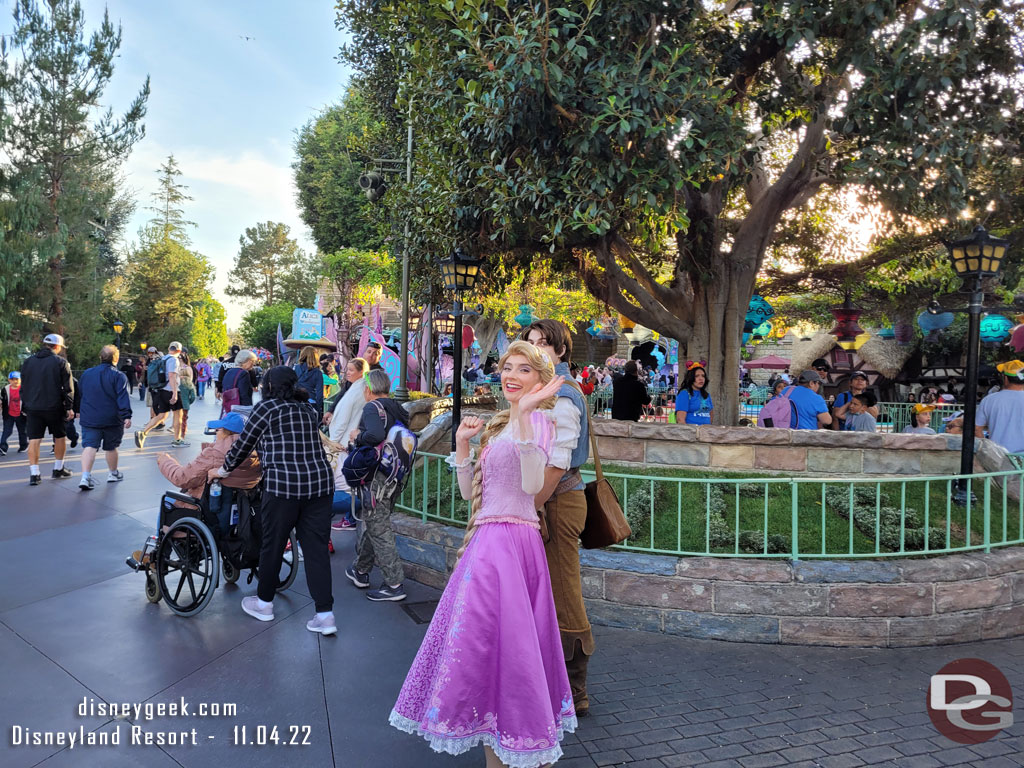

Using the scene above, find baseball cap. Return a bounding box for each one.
[997,360,1024,381]
[798,369,822,384]
[942,410,964,423]
[913,403,935,414]
[850,371,868,381]
[811,358,830,371]
[206,412,246,434]
[168,341,182,352]
[43,333,65,347]
[8,371,20,379]
[147,346,158,353]
[939,393,956,403]
[367,341,382,350]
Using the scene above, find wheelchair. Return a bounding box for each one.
[126,485,298,617]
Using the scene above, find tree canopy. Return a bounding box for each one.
[339,0,1024,421]
[0,0,148,369]
[225,221,319,308]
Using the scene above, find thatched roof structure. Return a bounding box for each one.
[855,336,915,380]
[789,332,837,373]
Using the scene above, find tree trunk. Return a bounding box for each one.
[686,261,755,426]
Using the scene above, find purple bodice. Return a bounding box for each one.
[475,438,542,529]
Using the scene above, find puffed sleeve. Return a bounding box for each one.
[518,411,554,496]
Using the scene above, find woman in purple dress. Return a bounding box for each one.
[390,340,576,767]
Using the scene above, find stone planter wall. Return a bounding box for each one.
[392,515,1024,648]
[591,421,1017,477]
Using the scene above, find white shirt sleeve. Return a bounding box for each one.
[548,396,581,470]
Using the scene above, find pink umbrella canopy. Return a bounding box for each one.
[745,355,792,369]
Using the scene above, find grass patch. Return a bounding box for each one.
[397,456,1024,557]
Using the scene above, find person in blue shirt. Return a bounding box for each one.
[674,363,714,424]
[786,370,833,429]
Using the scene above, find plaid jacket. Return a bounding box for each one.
[222,398,333,499]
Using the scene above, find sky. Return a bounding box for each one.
[75,0,352,330]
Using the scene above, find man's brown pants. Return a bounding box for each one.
[543,488,594,712]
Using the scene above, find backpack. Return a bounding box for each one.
[218,487,262,575]
[342,401,418,509]
[147,356,168,388]
[757,386,797,428]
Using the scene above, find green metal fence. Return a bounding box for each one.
[873,402,962,434]
[396,452,1024,559]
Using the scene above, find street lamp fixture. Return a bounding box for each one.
[112,319,124,335]
[943,225,1009,506]
[437,248,484,450]
[433,312,456,334]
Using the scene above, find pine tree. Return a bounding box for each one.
[0,0,148,335]
[148,155,196,245]
[225,221,317,307]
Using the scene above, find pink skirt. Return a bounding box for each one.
[389,522,576,767]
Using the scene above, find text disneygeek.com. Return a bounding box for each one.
[9,696,314,749]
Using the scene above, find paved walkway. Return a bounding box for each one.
[1,395,1021,768]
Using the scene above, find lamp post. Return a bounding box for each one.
[112,319,124,350]
[439,249,483,450]
[943,226,1009,505]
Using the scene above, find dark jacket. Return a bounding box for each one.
[79,363,132,428]
[295,362,324,413]
[120,362,137,386]
[611,374,651,422]
[354,397,408,447]
[20,347,73,413]
[220,365,256,406]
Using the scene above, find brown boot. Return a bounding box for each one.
[566,641,590,716]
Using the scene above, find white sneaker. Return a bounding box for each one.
[107,470,124,482]
[78,476,95,491]
[306,613,337,635]
[241,596,274,622]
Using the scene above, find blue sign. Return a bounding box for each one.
[291,308,325,341]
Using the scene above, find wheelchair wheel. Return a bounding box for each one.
[156,517,219,617]
[277,530,299,593]
[222,557,239,585]
[145,572,161,603]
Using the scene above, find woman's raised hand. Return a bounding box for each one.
[520,375,564,414]
[455,415,485,444]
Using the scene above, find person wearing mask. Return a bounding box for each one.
[521,319,595,717]
[326,357,369,532]
[211,366,336,634]
[77,345,132,489]
[788,370,833,429]
[611,360,651,422]
[975,360,1024,454]
[20,333,75,485]
[135,342,184,450]
[344,369,410,602]
[675,363,714,425]
[295,345,325,414]
[1,372,28,456]
[832,371,879,430]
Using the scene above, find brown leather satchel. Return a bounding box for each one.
[578,395,631,549]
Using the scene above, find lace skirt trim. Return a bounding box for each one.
[388,710,578,768]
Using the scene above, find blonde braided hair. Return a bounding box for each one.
[455,341,557,561]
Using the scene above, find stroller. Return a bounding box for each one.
[126,476,297,617]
